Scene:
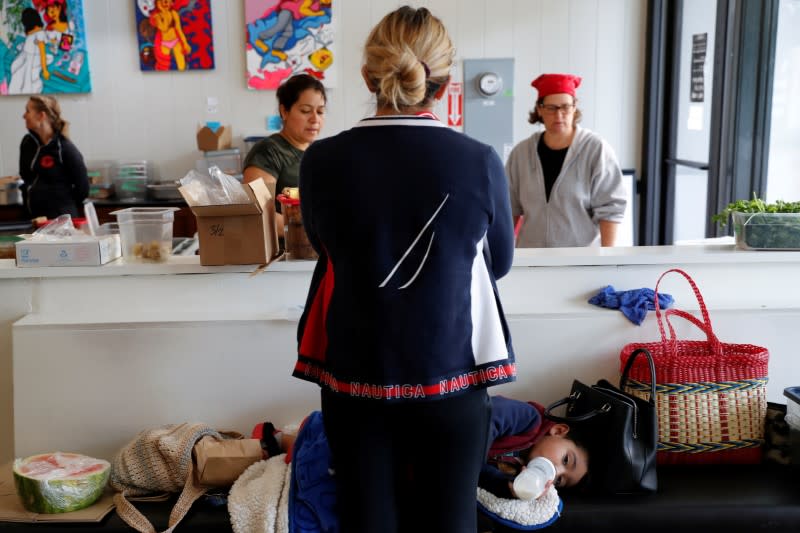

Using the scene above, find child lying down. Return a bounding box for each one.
[481,395,590,498]
[229,396,592,533]
[478,395,592,531]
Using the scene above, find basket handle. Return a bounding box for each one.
[654,269,717,348]
[663,308,723,349]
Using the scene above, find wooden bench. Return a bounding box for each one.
[3,464,798,532]
[483,463,800,533]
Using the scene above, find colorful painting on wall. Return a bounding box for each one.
[0,0,91,95]
[134,0,214,71]
[245,0,334,90]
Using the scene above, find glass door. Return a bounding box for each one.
[665,0,717,243]
[766,0,800,203]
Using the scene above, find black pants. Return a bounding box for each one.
[321,387,491,533]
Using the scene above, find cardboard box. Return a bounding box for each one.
[196,124,232,152]
[15,234,121,267]
[193,436,264,487]
[180,178,279,266]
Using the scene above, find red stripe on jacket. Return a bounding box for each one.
[299,257,335,361]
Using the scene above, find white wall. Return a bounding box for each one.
[0,0,646,182]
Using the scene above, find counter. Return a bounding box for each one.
[1,244,799,463]
[0,199,197,237]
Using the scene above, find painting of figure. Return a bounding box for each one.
[245,0,334,90]
[0,0,91,95]
[134,0,214,71]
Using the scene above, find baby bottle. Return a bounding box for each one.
[512,456,556,500]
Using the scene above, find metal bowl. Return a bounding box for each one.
[147,182,183,201]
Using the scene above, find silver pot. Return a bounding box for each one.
[0,177,23,206]
[147,181,183,201]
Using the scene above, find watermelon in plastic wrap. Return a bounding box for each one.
[12,452,110,513]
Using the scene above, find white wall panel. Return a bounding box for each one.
[595,0,627,160]
[539,1,570,73]
[568,0,599,129]
[0,0,644,184]
[485,1,514,57]
[510,0,543,146]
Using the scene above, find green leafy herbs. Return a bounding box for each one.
[712,197,800,227]
[713,196,800,249]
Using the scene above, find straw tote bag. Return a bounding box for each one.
[110,423,222,533]
[620,269,769,465]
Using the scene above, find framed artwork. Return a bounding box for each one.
[245,0,334,90]
[134,0,214,71]
[0,0,91,95]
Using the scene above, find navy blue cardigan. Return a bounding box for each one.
[293,115,516,401]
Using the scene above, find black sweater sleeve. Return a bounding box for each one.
[60,138,89,205]
[19,136,35,189]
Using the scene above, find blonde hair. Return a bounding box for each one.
[28,95,69,137]
[363,6,454,111]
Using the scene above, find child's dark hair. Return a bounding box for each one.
[561,424,593,494]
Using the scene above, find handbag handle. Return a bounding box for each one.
[544,393,611,423]
[620,348,656,402]
[654,269,723,356]
[545,349,657,423]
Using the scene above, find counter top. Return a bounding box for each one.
[89,198,188,207]
[509,241,800,266]
[0,255,309,278]
[1,243,799,279]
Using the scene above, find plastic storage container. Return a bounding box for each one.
[0,177,23,205]
[277,193,317,260]
[86,160,112,185]
[243,136,266,156]
[0,235,22,259]
[512,456,556,500]
[87,160,115,200]
[111,207,178,263]
[112,160,156,200]
[785,387,800,464]
[732,212,800,250]
[197,148,242,181]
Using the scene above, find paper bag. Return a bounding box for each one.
[193,436,264,487]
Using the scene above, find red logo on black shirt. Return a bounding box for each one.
[40,155,55,169]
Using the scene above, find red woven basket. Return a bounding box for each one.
[620,269,769,465]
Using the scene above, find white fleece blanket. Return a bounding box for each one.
[477,485,561,530]
[229,453,561,532]
[228,454,291,533]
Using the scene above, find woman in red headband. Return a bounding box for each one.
[506,73,626,247]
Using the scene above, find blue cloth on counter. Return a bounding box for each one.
[588,286,674,325]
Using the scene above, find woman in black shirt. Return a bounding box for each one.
[19,95,89,219]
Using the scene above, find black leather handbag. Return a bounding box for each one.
[544,348,658,494]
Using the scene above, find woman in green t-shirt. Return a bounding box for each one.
[243,74,327,230]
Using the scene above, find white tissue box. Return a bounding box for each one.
[15,234,121,267]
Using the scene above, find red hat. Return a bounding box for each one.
[531,73,582,98]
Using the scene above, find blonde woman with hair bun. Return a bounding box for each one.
[19,95,88,219]
[292,6,516,533]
